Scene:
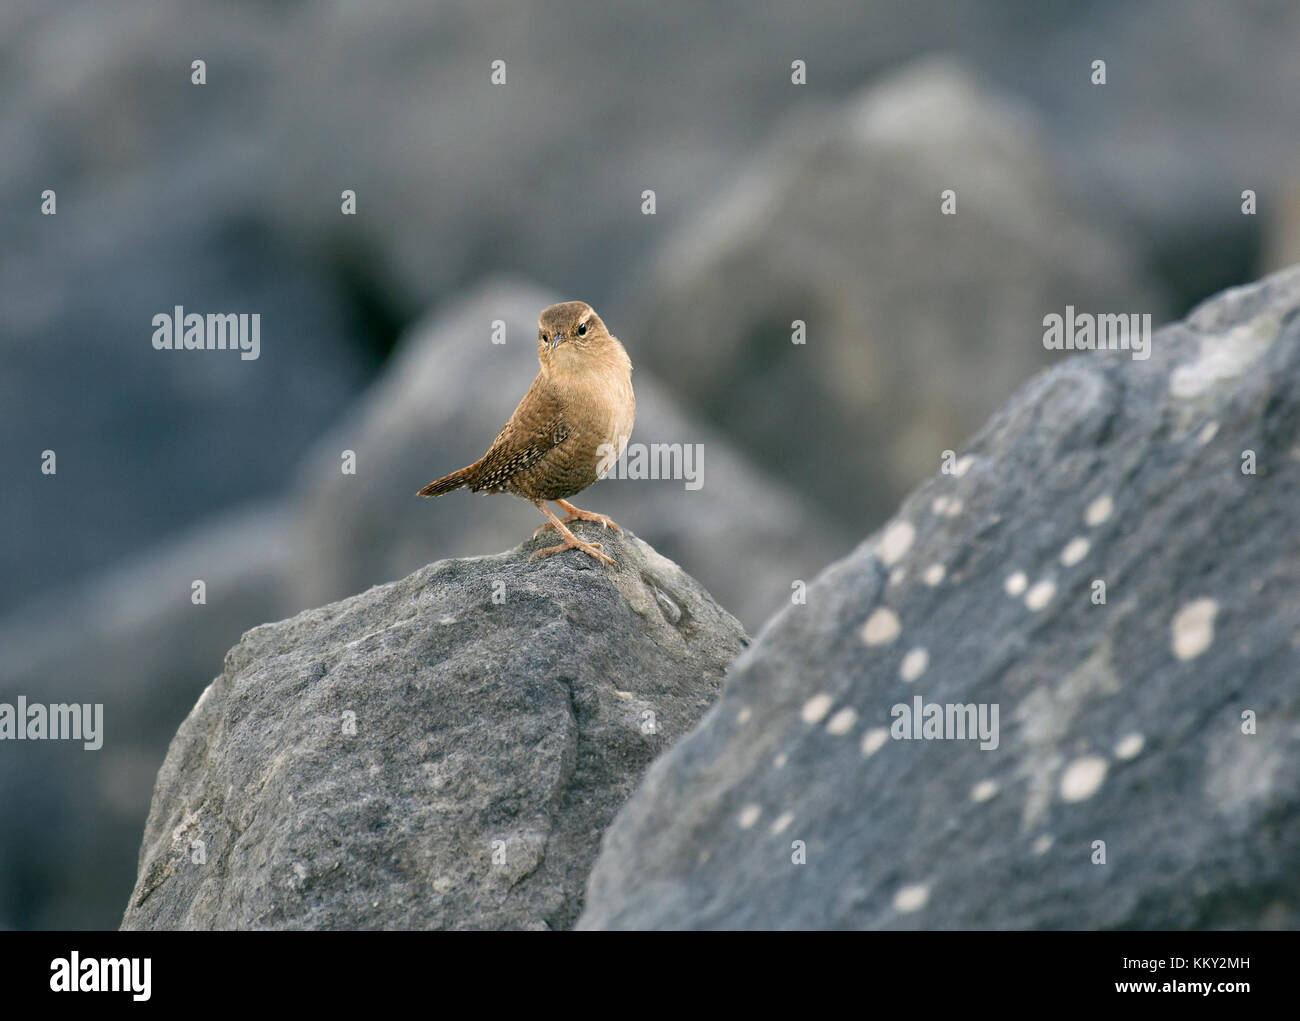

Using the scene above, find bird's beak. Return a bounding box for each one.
[550,333,564,350]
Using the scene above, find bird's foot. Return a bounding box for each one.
[529,534,619,569]
[532,500,622,537]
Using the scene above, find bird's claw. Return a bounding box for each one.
[529,536,619,569]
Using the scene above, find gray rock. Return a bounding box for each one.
[285,278,848,633]
[620,59,1168,532]
[579,266,1300,930]
[121,528,746,930]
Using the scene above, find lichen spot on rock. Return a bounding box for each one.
[800,693,834,724]
[899,646,929,683]
[861,727,889,758]
[879,519,915,566]
[1084,494,1113,527]
[1060,537,1090,566]
[1171,598,1218,661]
[893,883,930,913]
[826,707,858,735]
[1059,755,1109,802]
[1025,578,1056,611]
[861,607,901,646]
[970,779,998,803]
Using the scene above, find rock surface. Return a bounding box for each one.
[620,59,1168,531]
[121,528,746,930]
[579,266,1300,930]
[286,279,847,633]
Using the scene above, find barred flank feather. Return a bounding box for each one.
[416,461,479,498]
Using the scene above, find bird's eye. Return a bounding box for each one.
[578,322,587,336]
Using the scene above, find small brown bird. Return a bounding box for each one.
[417,300,635,568]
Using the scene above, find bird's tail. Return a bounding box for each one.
[417,461,479,498]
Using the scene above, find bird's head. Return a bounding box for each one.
[537,300,620,374]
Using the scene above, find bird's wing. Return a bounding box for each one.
[470,376,571,493]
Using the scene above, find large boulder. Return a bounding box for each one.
[121,528,746,930]
[285,279,848,632]
[620,59,1168,532]
[579,265,1300,930]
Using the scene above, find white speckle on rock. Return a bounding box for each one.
[971,779,998,803]
[1060,537,1090,566]
[1025,579,1056,611]
[889,567,907,586]
[1171,598,1218,660]
[944,498,964,517]
[861,727,889,757]
[893,883,930,913]
[737,707,752,725]
[826,707,858,735]
[861,607,901,646]
[170,810,201,844]
[770,811,796,835]
[932,496,951,515]
[880,519,916,566]
[1115,733,1145,760]
[1084,494,1114,527]
[800,693,834,724]
[1032,834,1054,855]
[738,804,762,829]
[923,563,946,586]
[899,647,929,683]
[773,752,788,769]
[1198,421,1219,446]
[438,617,457,626]
[1004,571,1028,597]
[1060,755,1109,802]
[1170,314,1279,399]
[953,455,975,477]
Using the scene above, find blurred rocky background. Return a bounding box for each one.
[1,0,1298,928]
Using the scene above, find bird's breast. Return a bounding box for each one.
[565,371,634,469]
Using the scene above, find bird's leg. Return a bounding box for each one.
[529,501,619,569]
[532,498,622,537]
[556,498,621,531]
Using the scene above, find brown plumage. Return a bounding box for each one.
[417,300,635,568]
